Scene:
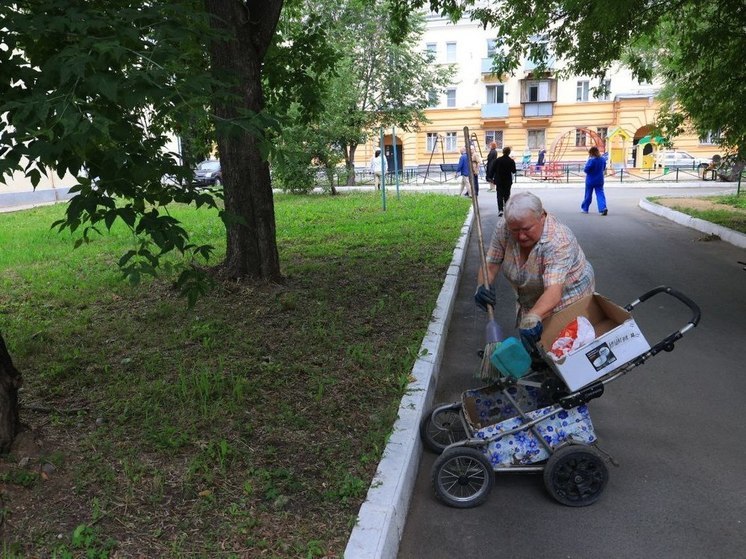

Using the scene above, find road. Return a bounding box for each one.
[398,185,746,559]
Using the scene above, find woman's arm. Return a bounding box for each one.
[528,283,563,319]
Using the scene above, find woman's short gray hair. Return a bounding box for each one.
[504,191,544,221]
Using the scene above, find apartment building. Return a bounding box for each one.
[366,12,720,173]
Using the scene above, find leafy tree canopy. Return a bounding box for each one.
[0,0,331,293]
[271,0,453,188]
[0,0,227,298]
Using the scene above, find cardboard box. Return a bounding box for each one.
[539,293,650,392]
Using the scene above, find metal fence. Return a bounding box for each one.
[319,163,745,189]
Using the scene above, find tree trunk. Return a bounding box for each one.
[205,0,283,282]
[345,143,358,186]
[0,333,22,453]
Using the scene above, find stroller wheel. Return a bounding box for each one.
[543,445,609,507]
[432,447,494,508]
[420,403,467,454]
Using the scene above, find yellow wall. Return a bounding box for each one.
[364,97,720,169]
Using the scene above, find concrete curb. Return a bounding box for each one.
[343,207,474,559]
[639,197,746,249]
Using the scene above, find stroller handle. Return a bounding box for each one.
[624,286,701,356]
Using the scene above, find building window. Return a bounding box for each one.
[486,84,504,104]
[596,127,608,143]
[426,42,437,57]
[575,129,588,147]
[486,39,497,57]
[427,90,438,107]
[445,132,458,151]
[699,130,721,145]
[527,129,545,150]
[446,88,456,108]
[598,79,611,101]
[426,133,438,153]
[485,130,504,149]
[446,42,457,63]
[576,80,590,102]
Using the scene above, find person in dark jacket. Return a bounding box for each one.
[485,141,498,191]
[457,147,471,197]
[536,147,546,168]
[581,146,608,215]
[492,146,517,216]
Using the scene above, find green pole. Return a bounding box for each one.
[380,127,386,211]
[392,126,400,199]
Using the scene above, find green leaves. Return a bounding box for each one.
[268,1,454,187]
[0,1,229,299]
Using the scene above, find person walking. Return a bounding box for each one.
[535,146,547,180]
[521,147,532,173]
[485,141,498,191]
[581,146,608,215]
[536,147,546,169]
[369,149,387,190]
[457,146,471,197]
[492,146,517,217]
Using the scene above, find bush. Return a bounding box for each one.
[271,153,317,194]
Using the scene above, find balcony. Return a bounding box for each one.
[523,102,553,118]
[481,103,509,119]
[523,56,556,72]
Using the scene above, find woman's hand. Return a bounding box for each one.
[474,285,496,311]
[519,312,543,343]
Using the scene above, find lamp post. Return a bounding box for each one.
[379,127,386,211]
[392,126,400,198]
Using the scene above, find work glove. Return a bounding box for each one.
[474,285,496,312]
[519,312,544,348]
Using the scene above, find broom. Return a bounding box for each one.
[463,127,504,382]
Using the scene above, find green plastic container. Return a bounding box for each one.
[490,337,532,379]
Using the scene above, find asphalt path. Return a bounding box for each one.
[398,185,746,559]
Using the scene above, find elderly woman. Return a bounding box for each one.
[475,191,595,340]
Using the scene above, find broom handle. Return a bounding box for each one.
[464,127,495,321]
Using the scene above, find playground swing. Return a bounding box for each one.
[422,134,449,184]
[422,133,487,184]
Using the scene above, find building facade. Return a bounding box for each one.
[364,13,721,173]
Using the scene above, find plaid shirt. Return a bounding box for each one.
[486,213,595,315]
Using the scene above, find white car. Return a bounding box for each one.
[656,150,711,169]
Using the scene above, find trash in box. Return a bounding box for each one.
[538,293,650,391]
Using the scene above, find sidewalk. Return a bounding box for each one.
[344,182,745,558]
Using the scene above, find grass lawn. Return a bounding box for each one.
[0,192,471,558]
[650,193,746,234]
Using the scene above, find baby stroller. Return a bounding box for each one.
[420,286,700,508]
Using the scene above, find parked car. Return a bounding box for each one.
[655,150,711,169]
[193,159,222,187]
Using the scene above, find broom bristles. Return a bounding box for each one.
[477,341,502,381]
